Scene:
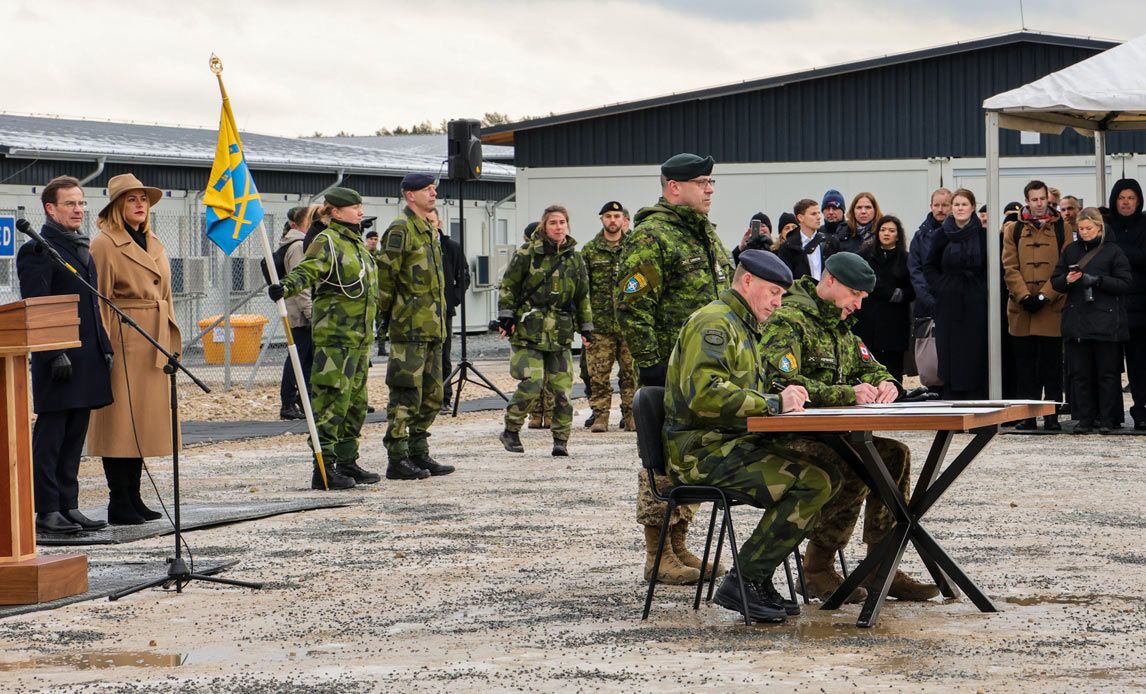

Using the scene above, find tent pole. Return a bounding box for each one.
[985,111,1002,400]
[1095,130,1107,208]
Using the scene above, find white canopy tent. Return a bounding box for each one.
[982,33,1146,397]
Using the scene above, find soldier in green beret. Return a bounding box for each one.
[498,205,594,456]
[376,173,453,480]
[758,252,940,603]
[269,186,381,490]
[665,250,838,622]
[616,152,733,585]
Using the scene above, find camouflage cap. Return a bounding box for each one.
[325,187,362,207]
[661,153,714,181]
[824,252,876,292]
[599,200,623,215]
[739,249,792,289]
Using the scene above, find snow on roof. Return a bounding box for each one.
[0,114,515,181]
[315,133,515,160]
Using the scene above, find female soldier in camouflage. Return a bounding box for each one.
[498,205,594,456]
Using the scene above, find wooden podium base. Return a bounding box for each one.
[0,554,88,605]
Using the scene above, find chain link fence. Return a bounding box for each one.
[0,209,292,396]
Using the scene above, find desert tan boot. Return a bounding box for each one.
[590,412,609,432]
[799,542,867,604]
[670,520,726,577]
[644,526,700,585]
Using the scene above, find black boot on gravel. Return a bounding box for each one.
[500,430,524,453]
[551,439,568,456]
[312,463,355,490]
[712,569,787,623]
[411,454,455,476]
[386,458,430,480]
[336,462,381,484]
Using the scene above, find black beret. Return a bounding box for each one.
[750,212,771,230]
[661,153,714,181]
[1004,201,1022,213]
[287,206,307,224]
[825,252,876,292]
[325,187,362,207]
[599,201,624,215]
[739,249,793,289]
[364,229,379,239]
[400,173,435,191]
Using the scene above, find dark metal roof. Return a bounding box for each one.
[483,31,1117,145]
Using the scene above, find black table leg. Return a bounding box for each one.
[911,431,957,598]
[857,524,912,628]
[822,525,898,610]
[911,525,998,613]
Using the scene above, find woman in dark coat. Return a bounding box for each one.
[1103,178,1146,429]
[836,192,882,253]
[923,188,989,399]
[853,215,915,382]
[1051,208,1132,433]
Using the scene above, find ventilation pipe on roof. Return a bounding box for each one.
[78,156,106,186]
[308,168,345,205]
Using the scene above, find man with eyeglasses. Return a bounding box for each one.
[616,152,733,586]
[16,175,114,534]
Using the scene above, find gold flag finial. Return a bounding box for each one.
[209,53,223,75]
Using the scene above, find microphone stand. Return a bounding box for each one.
[17,223,262,598]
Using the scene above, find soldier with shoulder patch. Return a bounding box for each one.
[665,250,839,623]
[758,252,940,604]
[270,187,382,490]
[616,152,733,586]
[376,173,454,480]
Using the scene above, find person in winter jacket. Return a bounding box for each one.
[908,188,951,323]
[278,206,312,421]
[837,192,882,254]
[1050,208,1132,433]
[923,189,989,399]
[776,199,838,281]
[853,215,915,382]
[1104,178,1146,430]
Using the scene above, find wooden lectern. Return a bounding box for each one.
[0,295,87,604]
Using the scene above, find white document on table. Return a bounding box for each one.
[781,406,1005,416]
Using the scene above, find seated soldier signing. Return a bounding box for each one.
[759,252,940,604]
[664,250,841,623]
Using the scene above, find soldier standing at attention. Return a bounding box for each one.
[582,200,636,432]
[269,187,382,490]
[376,174,454,480]
[665,250,837,623]
[616,152,732,586]
[498,205,594,456]
[758,252,940,603]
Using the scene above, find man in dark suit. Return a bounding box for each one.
[17,176,114,533]
[428,208,470,407]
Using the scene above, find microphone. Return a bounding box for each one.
[16,219,78,274]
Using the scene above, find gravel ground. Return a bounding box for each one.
[3,381,1145,692]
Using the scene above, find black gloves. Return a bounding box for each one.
[1019,294,1044,313]
[268,283,285,302]
[498,316,516,334]
[580,331,594,345]
[50,353,72,383]
[1079,273,1100,288]
[638,361,668,388]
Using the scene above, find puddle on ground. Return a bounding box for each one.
[0,646,305,671]
[1003,595,1099,607]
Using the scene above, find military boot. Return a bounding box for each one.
[385,457,430,481]
[336,461,381,484]
[644,526,700,585]
[410,453,455,476]
[500,429,524,453]
[312,461,355,490]
[863,544,940,600]
[551,438,568,456]
[590,412,608,433]
[670,520,726,578]
[621,411,636,432]
[799,543,867,604]
[711,568,786,623]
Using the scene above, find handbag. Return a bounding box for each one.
[914,318,943,388]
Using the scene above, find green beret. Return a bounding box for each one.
[325,187,362,208]
[661,153,714,182]
[824,252,876,293]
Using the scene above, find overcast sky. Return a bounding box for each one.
[2,1,1143,139]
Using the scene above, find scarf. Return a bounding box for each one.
[124,223,147,251]
[1020,206,1053,229]
[44,218,92,265]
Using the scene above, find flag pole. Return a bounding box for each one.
[209,54,328,489]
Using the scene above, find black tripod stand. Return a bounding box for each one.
[13,223,264,599]
[444,180,507,416]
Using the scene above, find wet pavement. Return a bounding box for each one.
[2,397,1145,692]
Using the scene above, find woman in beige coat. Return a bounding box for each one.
[88,174,182,525]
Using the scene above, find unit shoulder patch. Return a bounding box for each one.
[778,352,798,373]
[620,263,660,298]
[703,329,726,347]
[386,230,405,251]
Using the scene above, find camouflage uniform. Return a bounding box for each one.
[280,219,378,467]
[377,207,447,461]
[665,288,839,582]
[758,275,911,553]
[581,229,635,421]
[616,198,732,527]
[499,230,593,441]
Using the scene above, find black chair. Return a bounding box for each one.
[634,387,805,624]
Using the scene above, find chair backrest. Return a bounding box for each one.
[633,387,667,475]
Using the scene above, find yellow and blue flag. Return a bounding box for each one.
[203,88,263,255]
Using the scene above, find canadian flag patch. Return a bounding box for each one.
[859,342,872,360]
